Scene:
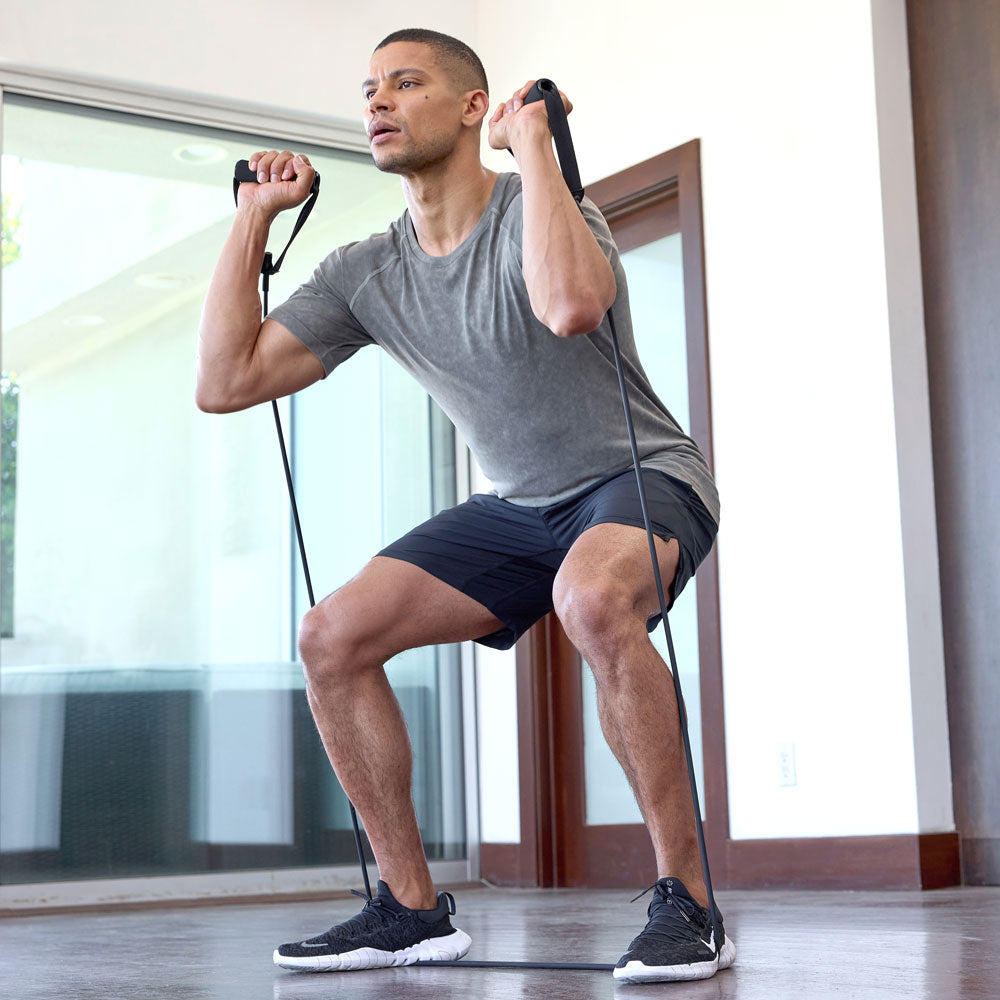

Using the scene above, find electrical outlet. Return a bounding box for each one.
[777,741,797,787]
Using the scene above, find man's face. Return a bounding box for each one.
[362,42,467,175]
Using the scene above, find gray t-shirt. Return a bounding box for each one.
[269,171,720,524]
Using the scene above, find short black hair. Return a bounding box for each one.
[374,28,488,97]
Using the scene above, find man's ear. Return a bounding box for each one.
[464,89,491,128]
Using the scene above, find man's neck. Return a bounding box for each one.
[401,153,499,257]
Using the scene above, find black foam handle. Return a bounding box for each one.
[234,159,259,184]
[523,80,546,105]
[514,79,584,203]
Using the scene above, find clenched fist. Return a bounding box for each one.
[488,80,573,155]
[236,150,316,219]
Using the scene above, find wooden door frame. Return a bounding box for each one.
[512,139,731,888]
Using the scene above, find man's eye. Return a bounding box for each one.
[364,80,415,99]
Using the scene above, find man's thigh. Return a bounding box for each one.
[308,556,505,664]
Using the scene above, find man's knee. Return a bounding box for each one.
[298,589,380,685]
[553,572,636,662]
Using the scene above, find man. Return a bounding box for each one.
[196,27,735,984]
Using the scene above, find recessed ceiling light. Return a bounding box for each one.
[135,272,190,289]
[173,143,227,166]
[63,315,105,328]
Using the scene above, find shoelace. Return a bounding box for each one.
[629,882,713,950]
[313,891,400,939]
[630,881,663,905]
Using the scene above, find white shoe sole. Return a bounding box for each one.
[273,928,472,972]
[612,934,737,983]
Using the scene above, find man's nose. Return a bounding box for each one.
[367,85,393,112]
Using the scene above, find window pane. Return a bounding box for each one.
[581,233,705,824]
[0,93,466,883]
[291,346,466,863]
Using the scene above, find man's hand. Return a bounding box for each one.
[488,80,573,156]
[237,150,316,220]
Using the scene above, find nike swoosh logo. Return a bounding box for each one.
[300,941,331,949]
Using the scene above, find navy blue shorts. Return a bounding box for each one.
[377,465,718,650]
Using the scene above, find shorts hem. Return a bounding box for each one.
[374,550,533,651]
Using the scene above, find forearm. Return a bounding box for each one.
[513,129,616,337]
[196,205,274,411]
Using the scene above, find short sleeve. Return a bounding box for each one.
[268,248,375,378]
[578,194,620,263]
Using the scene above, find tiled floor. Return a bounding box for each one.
[1,883,998,998]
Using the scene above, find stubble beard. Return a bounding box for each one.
[371,128,456,176]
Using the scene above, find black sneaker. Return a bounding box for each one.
[613,876,737,983]
[273,880,472,972]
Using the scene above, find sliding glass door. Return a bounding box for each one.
[0,92,469,887]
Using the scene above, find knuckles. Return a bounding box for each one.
[246,150,309,188]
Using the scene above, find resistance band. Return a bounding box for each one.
[518,80,722,960]
[232,162,372,902]
[232,77,719,971]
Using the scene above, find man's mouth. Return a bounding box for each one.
[369,120,400,143]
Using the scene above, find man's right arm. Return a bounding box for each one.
[195,151,326,414]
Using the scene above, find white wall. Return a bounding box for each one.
[2,0,953,843]
[3,0,476,123]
